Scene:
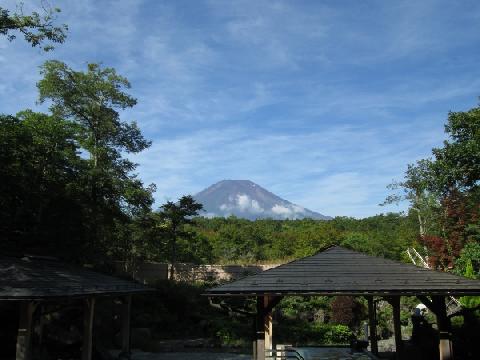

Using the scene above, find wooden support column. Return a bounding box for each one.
[417,295,454,360]
[252,314,257,360]
[253,295,282,360]
[82,297,96,360]
[120,295,132,358]
[386,296,402,360]
[367,296,378,356]
[432,296,453,360]
[16,301,35,360]
[264,296,273,358]
[37,304,45,347]
[255,296,265,360]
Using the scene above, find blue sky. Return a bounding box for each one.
[1,0,480,218]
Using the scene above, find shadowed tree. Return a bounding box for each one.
[158,196,203,280]
[0,111,84,255]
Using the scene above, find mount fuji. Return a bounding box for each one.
[194,180,331,220]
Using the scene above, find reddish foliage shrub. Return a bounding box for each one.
[330,296,364,328]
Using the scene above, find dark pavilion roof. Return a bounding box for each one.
[0,255,153,300]
[206,246,480,297]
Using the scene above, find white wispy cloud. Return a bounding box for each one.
[130,120,445,217]
[1,0,479,218]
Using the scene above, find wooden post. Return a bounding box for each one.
[16,301,35,360]
[367,296,378,356]
[255,296,265,360]
[82,297,96,360]
[432,296,453,360]
[387,297,402,360]
[37,304,45,347]
[120,295,132,358]
[252,315,257,360]
[264,296,273,358]
[253,295,282,360]
[417,295,454,360]
[256,297,265,360]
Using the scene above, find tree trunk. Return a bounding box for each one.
[169,232,177,281]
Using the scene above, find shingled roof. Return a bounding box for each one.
[206,246,480,297]
[0,255,153,300]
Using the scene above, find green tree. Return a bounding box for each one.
[157,196,203,279]
[385,101,480,269]
[382,159,440,238]
[0,111,85,256]
[36,61,155,259]
[0,3,67,51]
[459,258,480,308]
[432,106,480,192]
[37,61,150,168]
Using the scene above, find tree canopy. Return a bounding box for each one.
[0,3,67,51]
[0,61,154,262]
[386,101,480,276]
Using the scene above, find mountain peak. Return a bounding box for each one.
[194,180,331,220]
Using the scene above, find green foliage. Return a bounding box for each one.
[0,61,154,263]
[146,196,204,278]
[0,3,67,51]
[0,112,85,256]
[457,248,480,308]
[454,238,480,276]
[276,321,353,345]
[279,296,330,319]
[384,100,480,271]
[38,61,149,165]
[432,106,480,191]
[193,213,417,264]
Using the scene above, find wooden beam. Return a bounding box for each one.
[367,296,378,356]
[386,296,402,360]
[120,295,132,358]
[82,297,96,360]
[16,301,35,360]
[417,295,439,315]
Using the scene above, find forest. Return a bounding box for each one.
[1,4,480,358]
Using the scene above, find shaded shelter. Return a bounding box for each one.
[205,246,480,360]
[0,255,154,360]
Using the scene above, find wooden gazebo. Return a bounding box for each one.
[205,246,480,360]
[0,255,153,360]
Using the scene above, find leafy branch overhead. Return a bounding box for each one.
[0,2,67,51]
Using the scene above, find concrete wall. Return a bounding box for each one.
[115,261,281,285]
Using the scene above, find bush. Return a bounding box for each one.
[276,320,353,345]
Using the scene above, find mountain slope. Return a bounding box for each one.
[194,180,331,220]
